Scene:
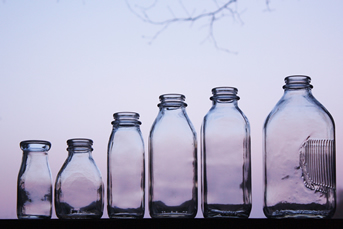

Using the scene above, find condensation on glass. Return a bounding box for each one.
[17,140,53,219]
[149,94,198,218]
[263,75,336,218]
[55,138,104,219]
[107,112,145,218]
[201,87,252,218]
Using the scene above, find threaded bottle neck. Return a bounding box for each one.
[158,94,187,108]
[112,112,141,126]
[210,87,240,102]
[283,75,313,90]
[20,140,51,152]
[67,138,93,153]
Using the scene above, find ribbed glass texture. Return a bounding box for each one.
[201,87,251,218]
[149,94,198,218]
[263,75,336,218]
[55,138,104,219]
[107,112,145,218]
[17,140,52,219]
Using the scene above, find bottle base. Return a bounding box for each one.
[149,200,197,218]
[263,204,335,219]
[17,215,51,219]
[203,204,251,218]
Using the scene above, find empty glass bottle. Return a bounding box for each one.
[17,140,52,219]
[107,112,145,218]
[55,138,104,219]
[149,94,197,218]
[263,75,336,218]
[201,87,251,218]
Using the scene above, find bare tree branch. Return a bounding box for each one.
[126,0,270,53]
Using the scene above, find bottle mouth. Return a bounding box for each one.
[20,140,51,152]
[158,93,187,107]
[67,138,93,152]
[283,75,313,89]
[112,112,142,126]
[210,87,240,101]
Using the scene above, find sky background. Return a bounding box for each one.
[1,0,343,218]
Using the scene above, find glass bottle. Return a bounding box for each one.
[201,87,251,218]
[263,75,336,218]
[17,140,52,219]
[149,94,197,218]
[107,112,145,218]
[55,138,104,219]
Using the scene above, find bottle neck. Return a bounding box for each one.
[282,75,313,97]
[20,140,51,152]
[112,112,141,127]
[210,87,239,106]
[67,138,93,154]
[158,93,187,110]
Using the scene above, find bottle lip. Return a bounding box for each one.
[283,75,313,89]
[67,138,93,152]
[20,140,51,152]
[158,93,187,107]
[112,111,142,126]
[210,86,240,101]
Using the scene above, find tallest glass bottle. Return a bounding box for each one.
[263,75,336,218]
[149,94,197,218]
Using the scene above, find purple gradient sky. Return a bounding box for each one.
[1,0,343,218]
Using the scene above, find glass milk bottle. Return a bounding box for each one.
[17,140,52,219]
[55,138,104,219]
[107,112,145,218]
[149,94,197,218]
[201,87,251,218]
[263,75,336,218]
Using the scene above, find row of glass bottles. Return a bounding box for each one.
[17,75,336,219]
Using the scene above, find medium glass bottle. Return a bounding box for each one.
[107,112,145,218]
[17,140,52,219]
[149,94,197,218]
[201,87,251,218]
[263,75,336,218]
[55,138,104,219]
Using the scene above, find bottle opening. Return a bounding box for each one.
[283,75,313,89]
[112,112,142,126]
[67,138,93,152]
[20,140,51,152]
[158,93,187,107]
[210,87,240,101]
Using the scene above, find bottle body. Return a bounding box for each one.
[263,76,336,218]
[17,140,52,219]
[107,112,145,219]
[149,94,197,218]
[55,138,104,219]
[201,87,251,218]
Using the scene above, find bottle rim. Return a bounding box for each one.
[67,138,93,152]
[20,140,51,152]
[112,111,142,125]
[210,86,240,101]
[158,93,187,107]
[283,75,313,89]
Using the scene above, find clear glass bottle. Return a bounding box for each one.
[149,94,197,218]
[263,75,336,218]
[107,112,145,219]
[201,87,251,218]
[17,140,52,219]
[55,138,104,219]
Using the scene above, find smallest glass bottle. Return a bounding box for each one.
[17,140,52,219]
[55,138,104,219]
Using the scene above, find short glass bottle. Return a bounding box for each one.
[201,87,252,218]
[263,75,336,218]
[17,140,52,219]
[55,138,104,219]
[149,94,198,218]
[107,112,145,219]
